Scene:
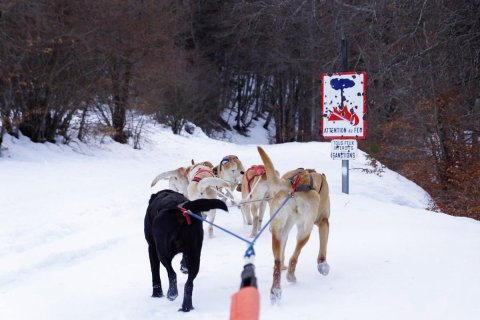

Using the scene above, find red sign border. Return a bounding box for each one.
[321,71,367,140]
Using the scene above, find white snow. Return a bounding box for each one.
[1,122,479,320]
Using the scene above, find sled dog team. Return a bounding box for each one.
[145,146,331,311]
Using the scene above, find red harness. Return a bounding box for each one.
[288,170,315,195]
[177,205,192,225]
[192,168,215,182]
[245,165,266,195]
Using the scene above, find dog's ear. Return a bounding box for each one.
[203,161,214,168]
[219,156,230,170]
[234,157,245,173]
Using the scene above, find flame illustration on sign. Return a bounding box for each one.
[327,77,360,126]
[328,106,360,125]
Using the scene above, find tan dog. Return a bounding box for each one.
[150,167,189,197]
[257,146,331,304]
[240,165,270,237]
[212,155,245,204]
[187,161,230,237]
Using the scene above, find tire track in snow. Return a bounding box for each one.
[0,238,121,288]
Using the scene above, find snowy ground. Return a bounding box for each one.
[0,123,479,320]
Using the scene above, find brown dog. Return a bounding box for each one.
[257,146,331,304]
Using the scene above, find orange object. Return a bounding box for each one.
[230,287,260,320]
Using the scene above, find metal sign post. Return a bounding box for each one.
[341,38,349,194]
[342,159,349,194]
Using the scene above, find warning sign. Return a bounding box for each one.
[321,72,367,139]
[331,139,357,160]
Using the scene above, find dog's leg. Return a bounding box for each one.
[286,225,313,283]
[206,209,216,238]
[271,231,283,304]
[243,202,253,225]
[250,203,259,238]
[148,244,163,297]
[270,220,293,304]
[160,257,178,301]
[258,200,267,233]
[179,254,200,312]
[317,217,330,275]
[280,230,290,271]
[180,254,188,274]
[245,203,252,225]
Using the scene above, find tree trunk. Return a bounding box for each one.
[78,106,88,142]
[112,61,132,144]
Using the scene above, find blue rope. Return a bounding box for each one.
[251,194,292,245]
[187,194,293,258]
[186,210,253,246]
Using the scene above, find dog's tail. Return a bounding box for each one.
[257,146,284,192]
[183,198,228,213]
[151,170,178,187]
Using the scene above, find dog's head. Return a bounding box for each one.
[218,155,245,185]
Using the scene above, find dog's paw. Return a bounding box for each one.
[270,287,282,304]
[318,261,330,276]
[180,265,189,274]
[167,288,178,301]
[286,272,296,283]
[152,286,164,298]
[178,305,194,312]
[179,297,194,312]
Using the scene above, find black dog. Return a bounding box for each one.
[144,189,228,312]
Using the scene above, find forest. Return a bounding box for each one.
[0,0,479,219]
